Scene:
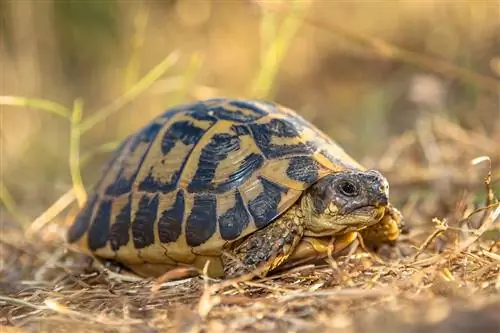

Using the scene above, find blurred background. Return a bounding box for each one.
[1,0,499,228]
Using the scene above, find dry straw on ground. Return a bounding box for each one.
[1,113,498,333]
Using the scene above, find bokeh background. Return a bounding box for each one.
[1,0,499,227]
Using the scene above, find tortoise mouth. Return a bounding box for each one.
[338,207,385,235]
[342,205,386,226]
[303,201,388,238]
[305,206,386,237]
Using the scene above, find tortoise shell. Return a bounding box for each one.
[67,98,364,266]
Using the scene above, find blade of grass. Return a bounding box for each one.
[0,295,42,310]
[0,180,32,229]
[69,98,87,207]
[78,50,181,135]
[250,0,311,98]
[1,50,182,237]
[24,133,121,239]
[124,3,149,91]
[257,6,277,79]
[24,188,76,239]
[0,96,71,229]
[0,95,71,119]
[169,52,205,105]
[262,3,500,94]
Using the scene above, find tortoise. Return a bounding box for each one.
[67,98,403,279]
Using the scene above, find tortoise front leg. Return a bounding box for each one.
[288,232,359,262]
[275,232,359,272]
[222,207,304,279]
[359,203,403,249]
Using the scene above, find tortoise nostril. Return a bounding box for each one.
[377,195,388,206]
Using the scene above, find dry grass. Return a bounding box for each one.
[1,113,498,333]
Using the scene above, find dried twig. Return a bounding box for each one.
[411,218,449,261]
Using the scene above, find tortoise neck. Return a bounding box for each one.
[299,192,348,237]
[299,193,319,235]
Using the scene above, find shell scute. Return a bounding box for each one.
[161,120,208,155]
[246,177,289,228]
[216,153,264,194]
[211,106,262,123]
[136,111,217,194]
[218,190,251,241]
[87,197,112,251]
[187,132,241,192]
[178,120,263,195]
[105,122,163,197]
[185,193,218,247]
[212,99,271,123]
[230,124,251,136]
[249,119,316,159]
[108,194,132,251]
[286,156,321,184]
[157,190,185,243]
[131,193,159,249]
[67,193,98,244]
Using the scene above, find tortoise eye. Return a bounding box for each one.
[338,181,359,197]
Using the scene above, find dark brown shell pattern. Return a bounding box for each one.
[67,98,363,263]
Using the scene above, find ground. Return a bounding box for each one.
[1,114,499,333]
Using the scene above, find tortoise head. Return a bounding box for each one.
[301,169,390,236]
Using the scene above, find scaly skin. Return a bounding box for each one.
[222,206,305,279]
[222,204,403,279]
[220,169,402,279]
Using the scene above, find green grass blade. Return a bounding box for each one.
[124,3,149,91]
[0,96,71,119]
[69,98,87,207]
[78,50,181,135]
[169,52,205,105]
[250,0,310,98]
[0,180,32,230]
